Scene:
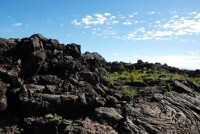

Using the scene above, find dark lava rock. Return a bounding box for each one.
[0,34,200,134]
[64,44,81,59]
[15,35,44,59]
[23,116,117,134]
[0,81,7,111]
[94,107,123,127]
[22,50,47,78]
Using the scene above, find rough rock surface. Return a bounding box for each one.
[0,81,7,111]
[0,34,200,134]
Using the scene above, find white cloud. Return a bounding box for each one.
[133,12,139,15]
[189,11,197,15]
[72,13,108,26]
[104,13,111,16]
[72,11,200,41]
[172,15,179,18]
[84,25,90,28]
[126,32,137,40]
[95,14,107,24]
[110,16,116,20]
[146,31,153,35]
[13,22,23,26]
[155,20,161,24]
[71,19,81,26]
[148,11,155,15]
[129,15,134,18]
[161,13,200,35]
[137,27,145,33]
[134,21,139,24]
[174,30,187,35]
[111,21,119,24]
[122,21,132,25]
[153,31,173,37]
[119,15,126,19]
[82,15,94,25]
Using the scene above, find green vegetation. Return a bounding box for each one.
[166,83,173,92]
[109,67,200,85]
[122,88,137,97]
[109,72,119,84]
[194,78,200,84]
[109,67,158,84]
[52,113,62,121]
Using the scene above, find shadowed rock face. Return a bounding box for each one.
[0,34,200,134]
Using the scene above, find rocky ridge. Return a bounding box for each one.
[0,34,200,134]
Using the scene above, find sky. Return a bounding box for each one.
[1,0,200,70]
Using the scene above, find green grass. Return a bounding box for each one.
[109,72,119,84]
[122,88,137,97]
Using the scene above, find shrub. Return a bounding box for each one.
[53,113,62,121]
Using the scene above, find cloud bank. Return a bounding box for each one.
[72,11,200,41]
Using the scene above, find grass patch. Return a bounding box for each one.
[109,67,200,85]
[122,88,137,97]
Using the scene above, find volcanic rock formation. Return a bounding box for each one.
[0,34,200,134]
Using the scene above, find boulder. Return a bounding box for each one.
[94,107,123,127]
[23,116,61,134]
[79,72,99,85]
[64,44,81,59]
[23,50,46,78]
[83,52,106,69]
[16,35,44,58]
[172,80,194,95]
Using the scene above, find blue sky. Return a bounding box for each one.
[1,0,200,70]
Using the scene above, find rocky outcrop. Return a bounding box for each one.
[0,34,200,134]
